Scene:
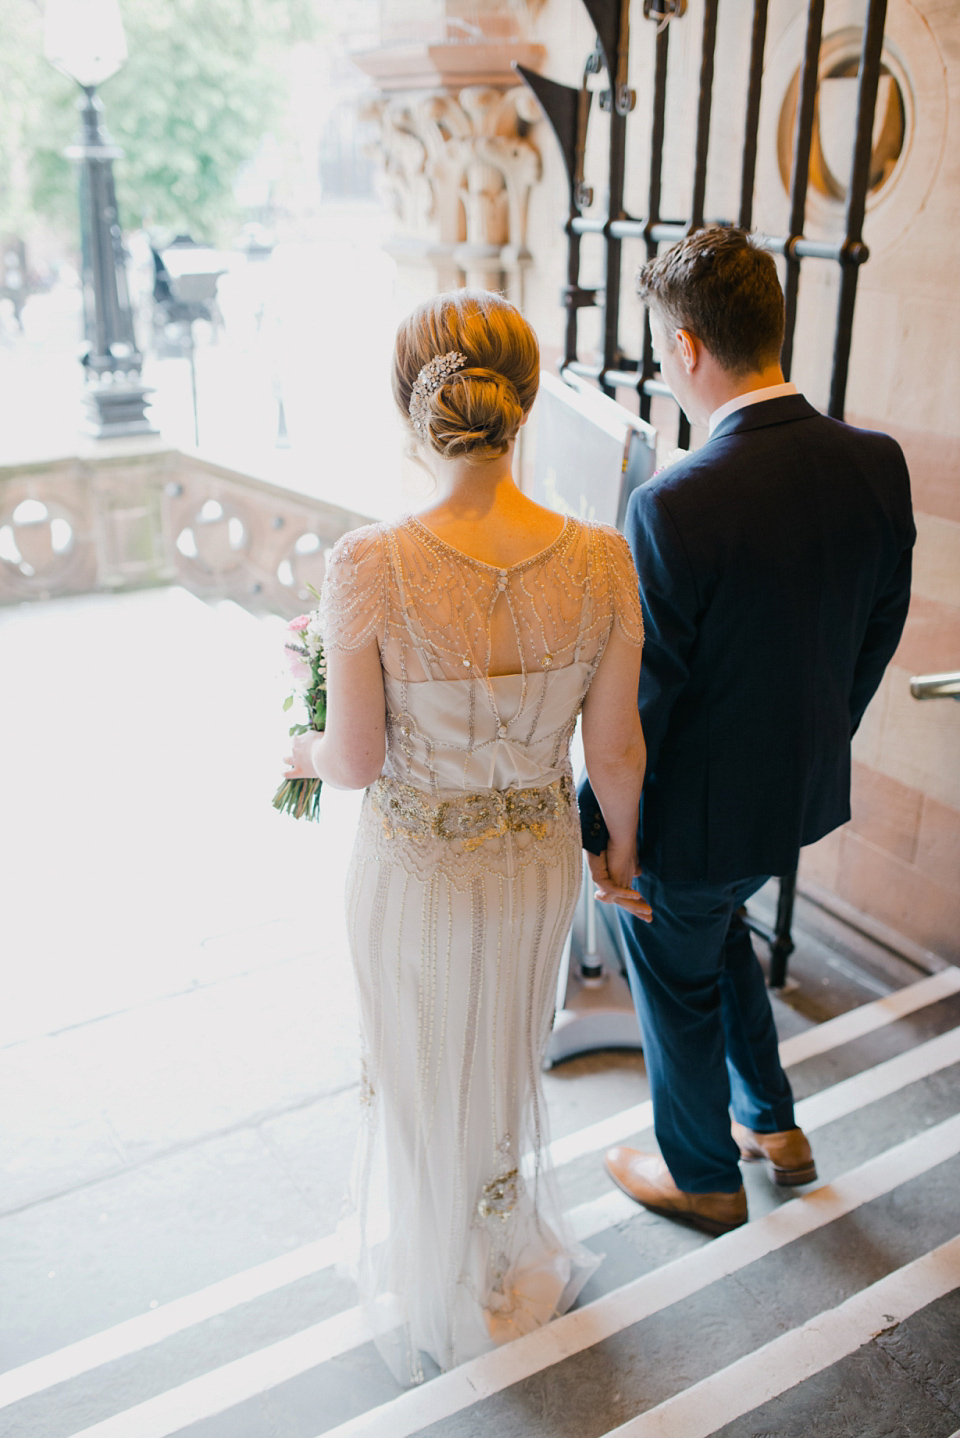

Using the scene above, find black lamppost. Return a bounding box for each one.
[45,0,156,437]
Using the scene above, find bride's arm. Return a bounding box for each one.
[285,639,386,791]
[580,626,651,920]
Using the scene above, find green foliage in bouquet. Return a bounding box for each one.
[273,587,327,822]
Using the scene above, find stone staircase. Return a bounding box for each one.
[3,969,960,1438]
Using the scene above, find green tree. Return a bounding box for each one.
[0,0,77,236]
[1,0,319,244]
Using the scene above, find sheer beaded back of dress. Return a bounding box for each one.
[321,514,642,682]
[321,512,644,1385]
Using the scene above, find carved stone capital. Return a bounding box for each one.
[356,42,544,303]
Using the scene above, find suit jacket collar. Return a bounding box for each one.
[709,393,819,441]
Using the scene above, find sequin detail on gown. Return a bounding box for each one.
[321,515,644,1385]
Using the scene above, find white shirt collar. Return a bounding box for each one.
[708,382,798,437]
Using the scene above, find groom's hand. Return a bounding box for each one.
[587,850,653,922]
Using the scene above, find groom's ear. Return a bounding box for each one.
[675,328,700,375]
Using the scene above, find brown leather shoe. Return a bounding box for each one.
[731,1121,818,1187]
[604,1147,747,1236]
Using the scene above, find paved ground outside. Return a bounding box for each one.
[2,584,959,1437]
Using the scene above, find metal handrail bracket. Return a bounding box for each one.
[910,672,960,701]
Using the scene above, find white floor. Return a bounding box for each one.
[1,585,362,1189]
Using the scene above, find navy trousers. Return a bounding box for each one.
[617,871,797,1194]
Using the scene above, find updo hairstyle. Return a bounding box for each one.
[393,290,539,461]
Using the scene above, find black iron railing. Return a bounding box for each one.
[518,0,890,985]
[517,0,888,438]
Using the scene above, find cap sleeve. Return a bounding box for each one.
[318,524,387,652]
[602,526,645,647]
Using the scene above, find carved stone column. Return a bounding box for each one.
[354,30,545,307]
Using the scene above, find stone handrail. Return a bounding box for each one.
[0,445,374,618]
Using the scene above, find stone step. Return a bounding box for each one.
[707,1285,960,1438]
[1,972,958,1438]
[598,1235,960,1438]
[314,1135,960,1437]
[4,970,957,1409]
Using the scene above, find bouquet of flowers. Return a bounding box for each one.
[272,596,327,821]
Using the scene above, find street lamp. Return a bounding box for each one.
[44,0,156,437]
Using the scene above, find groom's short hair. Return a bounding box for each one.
[637,228,785,376]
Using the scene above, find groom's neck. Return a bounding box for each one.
[706,356,786,414]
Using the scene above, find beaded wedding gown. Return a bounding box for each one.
[320,513,645,1385]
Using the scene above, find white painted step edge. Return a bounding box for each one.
[2,977,957,1413]
[57,1112,960,1438]
[606,1233,960,1437]
[316,1114,960,1438]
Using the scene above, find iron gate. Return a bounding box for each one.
[517,0,890,985]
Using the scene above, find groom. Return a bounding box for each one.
[579,227,915,1234]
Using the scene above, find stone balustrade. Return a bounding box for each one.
[0,447,373,618]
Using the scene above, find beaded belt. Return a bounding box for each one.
[370,775,573,853]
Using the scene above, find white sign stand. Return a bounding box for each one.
[533,371,656,1067]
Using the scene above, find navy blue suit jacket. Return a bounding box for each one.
[579,394,915,883]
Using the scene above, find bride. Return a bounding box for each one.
[286,290,649,1386]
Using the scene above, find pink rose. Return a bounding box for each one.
[286,654,311,682]
[287,614,311,632]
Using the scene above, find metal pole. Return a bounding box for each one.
[689,0,719,231]
[638,21,670,424]
[646,26,668,245]
[738,0,770,231]
[567,71,596,368]
[275,381,291,449]
[670,0,718,450]
[768,871,798,988]
[513,63,597,372]
[599,3,630,398]
[828,0,888,418]
[780,0,824,380]
[188,326,199,447]
[581,858,604,982]
[66,86,155,437]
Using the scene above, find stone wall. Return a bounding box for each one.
[794,3,960,964]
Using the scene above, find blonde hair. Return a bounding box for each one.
[393,290,540,461]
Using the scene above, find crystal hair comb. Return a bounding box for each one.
[409,351,469,437]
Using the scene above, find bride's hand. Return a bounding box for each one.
[284,730,323,780]
[586,846,652,922]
